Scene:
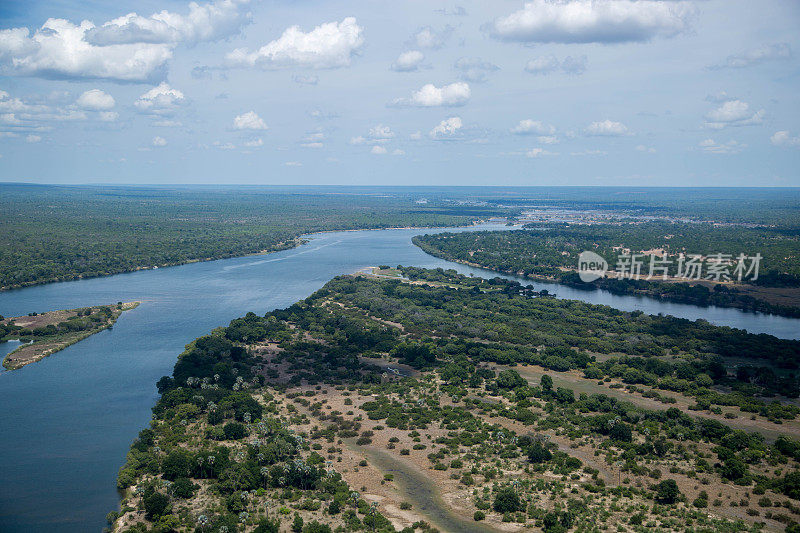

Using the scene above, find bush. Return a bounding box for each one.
[223,421,247,440]
[473,511,485,521]
[143,491,169,519]
[654,479,681,504]
[493,487,521,513]
[170,477,198,498]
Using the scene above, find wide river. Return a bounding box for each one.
[1,225,798,532]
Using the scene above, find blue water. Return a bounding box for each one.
[0,225,798,532]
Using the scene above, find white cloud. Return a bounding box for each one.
[302,142,323,148]
[570,149,608,156]
[391,50,425,72]
[392,149,405,156]
[284,161,302,167]
[26,134,41,143]
[525,54,588,75]
[636,144,656,153]
[511,119,555,135]
[393,82,470,107]
[0,20,172,82]
[135,83,185,115]
[213,141,236,150]
[454,57,499,82]
[699,138,744,154]
[585,120,628,136]
[538,135,559,144]
[409,131,422,140]
[293,74,318,85]
[226,17,364,69]
[771,131,800,147]
[76,89,115,110]
[0,0,250,82]
[412,26,453,50]
[430,116,462,138]
[233,111,267,130]
[524,55,559,74]
[710,43,791,70]
[349,136,367,145]
[368,124,394,142]
[703,100,764,129]
[244,138,263,148]
[85,0,251,46]
[152,136,167,146]
[99,111,119,122]
[489,0,694,44]
[526,147,557,158]
[435,7,468,16]
[371,145,388,155]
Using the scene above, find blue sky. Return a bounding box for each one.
[0,0,798,186]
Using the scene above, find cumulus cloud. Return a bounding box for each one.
[26,134,42,143]
[636,144,656,153]
[225,17,364,69]
[511,119,555,135]
[435,6,468,16]
[76,89,115,110]
[430,116,462,138]
[243,138,263,148]
[771,131,800,147]
[391,50,425,72]
[699,138,744,154]
[99,111,119,122]
[233,111,267,130]
[152,136,167,146]
[525,54,587,75]
[370,145,388,155]
[135,83,185,115]
[489,0,694,44]
[412,25,454,50]
[585,120,628,136]
[0,0,251,82]
[392,82,470,107]
[293,74,319,85]
[703,100,764,129]
[526,147,557,157]
[710,43,791,70]
[368,124,395,142]
[85,0,251,46]
[454,57,499,82]
[538,135,559,144]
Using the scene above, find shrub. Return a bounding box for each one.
[493,487,521,513]
[473,511,485,521]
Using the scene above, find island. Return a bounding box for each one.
[1,301,140,370]
[111,268,800,532]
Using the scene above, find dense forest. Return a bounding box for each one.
[114,268,800,532]
[413,224,800,317]
[0,184,508,290]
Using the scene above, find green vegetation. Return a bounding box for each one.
[413,223,800,316]
[1,301,139,369]
[0,184,508,290]
[115,268,800,531]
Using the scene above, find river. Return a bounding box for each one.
[0,224,798,531]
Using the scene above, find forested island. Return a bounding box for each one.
[111,268,800,532]
[1,302,139,370]
[413,224,800,318]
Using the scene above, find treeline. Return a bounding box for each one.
[0,184,507,290]
[413,225,800,316]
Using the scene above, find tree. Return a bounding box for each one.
[493,487,521,513]
[162,450,192,480]
[527,442,553,464]
[540,374,553,392]
[254,517,281,533]
[496,369,527,390]
[654,479,681,504]
[143,491,169,519]
[292,513,304,533]
[170,477,198,499]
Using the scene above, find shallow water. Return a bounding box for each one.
[0,224,797,531]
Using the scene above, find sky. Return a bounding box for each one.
[0,0,798,186]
